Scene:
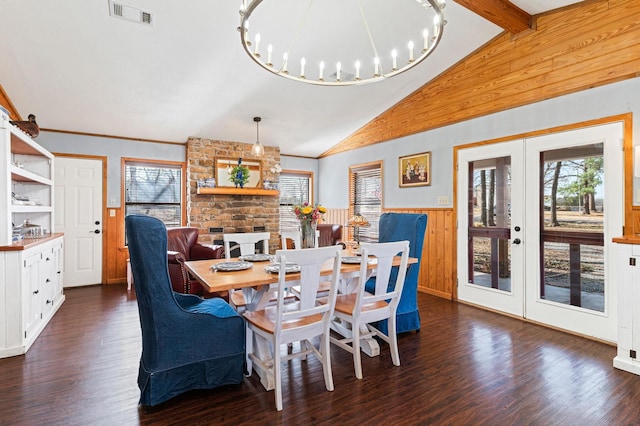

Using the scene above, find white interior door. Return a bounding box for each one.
[457,123,623,342]
[457,140,525,317]
[54,157,103,287]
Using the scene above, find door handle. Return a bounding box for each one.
[91,229,101,234]
[512,238,521,245]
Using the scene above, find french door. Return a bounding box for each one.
[457,123,623,341]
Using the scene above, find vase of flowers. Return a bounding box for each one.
[293,202,327,248]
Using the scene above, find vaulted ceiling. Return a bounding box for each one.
[0,1,583,157]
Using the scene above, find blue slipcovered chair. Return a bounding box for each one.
[366,212,427,334]
[125,215,245,407]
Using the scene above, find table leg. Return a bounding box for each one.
[242,286,276,390]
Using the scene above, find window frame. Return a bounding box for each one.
[278,170,314,232]
[121,158,187,243]
[349,160,383,243]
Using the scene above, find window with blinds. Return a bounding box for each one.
[124,160,184,228]
[349,161,383,242]
[279,171,312,231]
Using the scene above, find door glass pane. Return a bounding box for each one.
[540,144,604,312]
[467,156,512,292]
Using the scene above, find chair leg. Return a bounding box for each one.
[352,322,363,379]
[245,326,253,376]
[274,341,283,411]
[389,315,400,367]
[321,332,334,391]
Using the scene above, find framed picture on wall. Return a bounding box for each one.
[399,151,431,187]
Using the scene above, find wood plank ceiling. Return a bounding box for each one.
[320,0,639,158]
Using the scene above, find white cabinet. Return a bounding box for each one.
[0,235,65,358]
[613,240,640,375]
[1,109,54,246]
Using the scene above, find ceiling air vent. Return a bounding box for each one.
[108,1,153,26]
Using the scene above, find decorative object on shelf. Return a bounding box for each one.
[399,151,431,187]
[251,116,265,156]
[238,0,446,86]
[197,178,216,188]
[228,158,250,188]
[264,162,282,190]
[346,213,370,246]
[293,202,327,248]
[9,114,39,138]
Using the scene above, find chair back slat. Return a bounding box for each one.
[223,232,270,258]
[358,241,410,313]
[273,246,342,336]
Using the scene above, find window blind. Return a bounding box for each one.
[125,162,182,228]
[279,173,311,231]
[349,162,382,242]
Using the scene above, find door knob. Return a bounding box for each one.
[91,229,101,234]
[512,238,521,245]
[95,220,101,225]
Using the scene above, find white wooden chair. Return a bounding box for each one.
[329,240,410,379]
[243,245,342,411]
[280,229,319,250]
[223,232,270,258]
[224,232,271,311]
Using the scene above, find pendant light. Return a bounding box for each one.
[251,116,264,156]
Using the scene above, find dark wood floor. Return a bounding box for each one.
[1,285,639,425]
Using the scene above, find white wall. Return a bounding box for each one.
[318,77,640,209]
[36,132,185,207]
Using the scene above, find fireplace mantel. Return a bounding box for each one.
[196,187,279,196]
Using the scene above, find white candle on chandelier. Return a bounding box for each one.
[423,29,429,51]
[267,44,273,64]
[300,57,306,77]
[434,15,441,39]
[374,57,380,75]
[391,50,397,70]
[336,62,341,81]
[355,60,361,79]
[408,40,414,62]
[253,33,261,56]
[319,61,325,80]
[282,52,288,73]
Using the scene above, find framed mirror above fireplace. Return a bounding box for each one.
[215,157,262,188]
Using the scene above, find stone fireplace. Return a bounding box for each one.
[186,137,281,252]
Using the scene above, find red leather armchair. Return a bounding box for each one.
[317,224,344,248]
[166,227,225,296]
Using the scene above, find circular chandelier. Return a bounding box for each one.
[239,0,446,86]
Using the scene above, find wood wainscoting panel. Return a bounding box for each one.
[383,208,455,299]
[327,207,455,299]
[105,207,128,285]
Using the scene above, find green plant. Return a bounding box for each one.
[228,164,250,186]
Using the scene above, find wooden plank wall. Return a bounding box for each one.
[322,0,640,157]
[326,207,456,299]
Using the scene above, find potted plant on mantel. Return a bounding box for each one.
[228,158,250,188]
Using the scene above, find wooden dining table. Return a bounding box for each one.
[185,251,417,391]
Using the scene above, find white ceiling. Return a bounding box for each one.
[0,1,582,158]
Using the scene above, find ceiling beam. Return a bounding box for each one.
[453,0,531,34]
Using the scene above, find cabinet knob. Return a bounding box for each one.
[33,290,39,295]
[46,300,51,304]
[46,257,50,261]
[46,278,51,283]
